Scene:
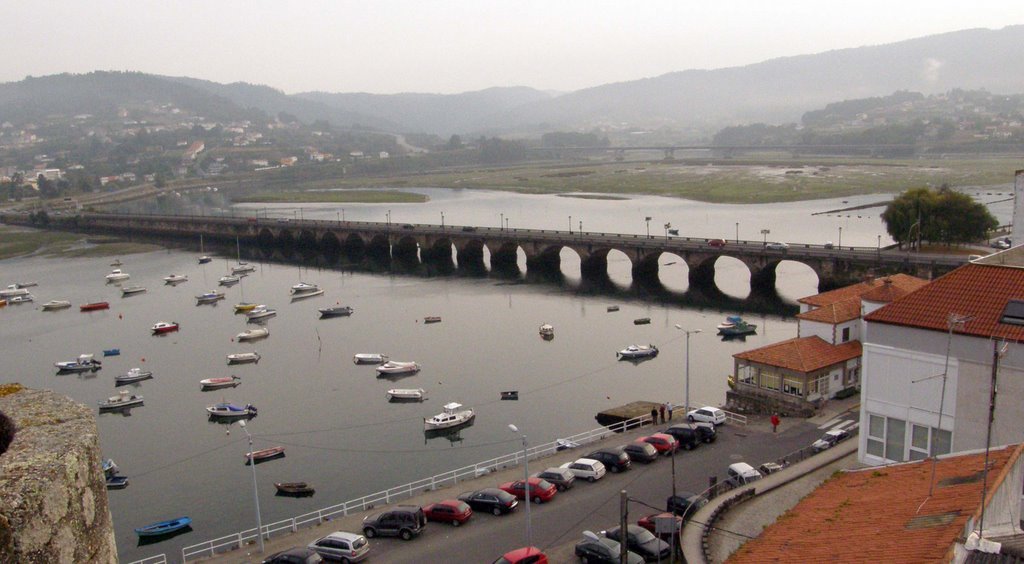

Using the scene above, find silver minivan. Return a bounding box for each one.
[727,462,763,486]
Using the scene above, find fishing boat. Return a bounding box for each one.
[353,353,388,364]
[106,475,130,490]
[115,368,153,385]
[290,288,324,300]
[376,361,420,376]
[539,324,554,337]
[617,344,659,359]
[7,294,33,304]
[151,321,180,334]
[55,354,102,373]
[163,274,188,284]
[237,327,269,341]
[103,348,121,357]
[234,302,258,313]
[134,516,192,538]
[424,316,442,324]
[245,446,285,465]
[318,306,354,318]
[98,390,144,410]
[227,352,261,364]
[0,284,31,298]
[386,388,426,402]
[195,291,225,304]
[245,306,277,321]
[80,301,110,312]
[500,390,519,400]
[424,402,475,432]
[633,317,652,325]
[218,275,240,286]
[105,269,130,283]
[290,282,320,295]
[121,286,146,296]
[206,402,257,418]
[200,375,241,390]
[275,482,315,496]
[42,300,72,311]
[719,319,757,337]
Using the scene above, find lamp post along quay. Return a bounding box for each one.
[675,325,702,414]
[238,420,264,554]
[508,424,531,548]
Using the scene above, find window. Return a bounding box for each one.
[842,327,850,342]
[760,372,780,391]
[931,428,952,456]
[885,417,906,461]
[810,374,829,396]
[739,364,755,385]
[783,378,803,397]
[910,424,930,460]
[866,414,885,458]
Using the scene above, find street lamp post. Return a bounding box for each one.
[674,325,702,414]
[838,226,843,249]
[508,424,531,548]
[568,215,572,234]
[500,213,504,231]
[736,222,739,243]
[761,228,770,247]
[578,219,581,234]
[877,234,881,257]
[441,211,445,229]
[342,208,345,222]
[238,420,264,554]
[645,216,652,238]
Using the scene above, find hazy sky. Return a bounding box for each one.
[7,1,1022,94]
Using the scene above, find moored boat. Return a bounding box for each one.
[163,274,188,284]
[633,317,651,325]
[206,402,257,418]
[98,390,144,410]
[102,458,119,476]
[318,306,354,318]
[617,344,659,359]
[56,354,102,373]
[607,305,620,312]
[134,516,191,538]
[42,300,72,311]
[717,315,743,331]
[231,263,256,274]
[198,255,212,264]
[245,306,276,320]
[218,275,240,286]
[151,321,180,334]
[275,481,314,496]
[227,352,261,364]
[121,286,147,296]
[7,294,33,304]
[500,390,519,400]
[115,368,153,385]
[386,388,426,402]
[105,269,130,282]
[200,375,241,390]
[80,301,110,311]
[0,284,31,298]
[103,348,121,357]
[196,291,225,304]
[539,324,554,337]
[245,445,285,465]
[237,327,269,341]
[424,402,475,431]
[719,319,757,336]
[376,361,420,376]
[290,288,324,300]
[353,353,388,364]
[234,302,258,313]
[290,282,320,294]
[106,475,130,490]
[424,316,442,323]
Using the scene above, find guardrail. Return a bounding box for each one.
[128,554,167,564]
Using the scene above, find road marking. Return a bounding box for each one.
[832,420,857,431]
[818,418,841,429]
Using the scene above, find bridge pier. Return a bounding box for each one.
[750,265,777,293]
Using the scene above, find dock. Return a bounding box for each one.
[595,400,662,430]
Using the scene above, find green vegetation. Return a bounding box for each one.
[0,226,161,260]
[882,186,999,247]
[233,190,428,204]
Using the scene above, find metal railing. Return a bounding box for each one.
[128,554,167,564]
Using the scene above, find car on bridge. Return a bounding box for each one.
[766,241,790,250]
[708,238,726,248]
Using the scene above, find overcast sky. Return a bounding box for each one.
[6,1,1021,95]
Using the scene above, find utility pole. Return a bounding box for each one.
[620,490,628,564]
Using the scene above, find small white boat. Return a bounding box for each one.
[290,282,321,294]
[231,263,256,274]
[121,286,147,296]
[163,274,188,284]
[227,352,261,364]
[376,361,420,376]
[319,306,354,318]
[105,269,130,282]
[291,288,324,300]
[539,324,554,337]
[42,300,72,311]
[200,375,241,390]
[206,402,257,418]
[219,275,240,286]
[237,327,269,341]
[245,306,277,320]
[617,344,659,359]
[386,388,426,402]
[98,389,144,410]
[353,353,388,364]
[56,353,102,372]
[234,302,259,313]
[8,294,34,304]
[151,321,180,334]
[424,402,475,431]
[717,315,743,331]
[198,255,213,264]
[115,368,153,385]
[196,291,226,304]
[0,285,31,298]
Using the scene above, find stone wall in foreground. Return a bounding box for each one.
[0,385,117,563]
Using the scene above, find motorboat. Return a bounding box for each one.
[318,306,354,318]
[719,319,757,337]
[103,348,121,357]
[231,263,256,274]
[151,321,180,334]
[115,368,153,385]
[110,259,122,267]
[198,255,213,264]
[376,361,420,376]
[633,317,651,325]
[386,388,426,402]
[218,275,240,286]
[102,458,119,477]
[227,352,261,364]
[80,301,110,311]
[275,482,314,496]
[234,302,258,313]
[120,286,146,297]
[290,288,324,300]
[617,344,659,359]
[290,282,320,294]
[500,391,519,400]
[7,294,33,304]
[539,324,554,337]
[717,315,743,331]
[424,316,442,323]
[106,475,130,490]
[163,274,188,284]
[237,327,269,341]
[56,354,102,373]
[245,445,285,465]
[134,516,191,538]
[105,269,130,282]
[245,306,277,320]
[607,305,620,312]
[200,375,241,390]
[206,402,257,418]
[195,291,225,304]
[424,402,475,431]
[0,284,31,298]
[98,390,144,411]
[353,353,388,364]
[42,300,72,310]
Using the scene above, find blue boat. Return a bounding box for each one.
[134,516,192,537]
[103,348,121,357]
[106,475,129,490]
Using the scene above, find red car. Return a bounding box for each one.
[637,511,684,545]
[499,477,557,504]
[640,433,678,455]
[493,546,548,564]
[423,499,473,526]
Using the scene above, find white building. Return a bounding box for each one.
[860,248,1024,465]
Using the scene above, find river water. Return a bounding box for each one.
[1,186,1011,561]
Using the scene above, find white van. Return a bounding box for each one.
[727,462,763,486]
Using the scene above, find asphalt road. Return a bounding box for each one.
[216,414,839,564]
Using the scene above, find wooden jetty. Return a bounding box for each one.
[596,401,663,431]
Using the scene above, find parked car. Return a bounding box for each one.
[726,462,763,486]
[423,499,473,526]
[262,547,323,564]
[992,238,1011,249]
[307,531,370,563]
[708,238,726,248]
[665,492,709,520]
[361,505,426,540]
[637,511,684,545]
[602,525,672,562]
[560,458,607,482]
[687,406,727,425]
[493,546,548,564]
[766,241,789,250]
[759,462,785,475]
[811,428,851,452]
[575,532,645,564]
[458,488,519,515]
[533,467,575,491]
[585,446,632,473]
[499,477,557,504]
[623,441,659,464]
[640,433,678,455]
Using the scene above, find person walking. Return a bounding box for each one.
[667,402,674,421]
[659,403,666,424]
[770,413,780,433]
[650,407,659,425]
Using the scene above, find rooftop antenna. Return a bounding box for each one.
[927,313,974,497]
[977,339,1008,539]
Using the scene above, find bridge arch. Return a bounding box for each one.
[277,229,296,251]
[257,227,275,249]
[297,229,318,251]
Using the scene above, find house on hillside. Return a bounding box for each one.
[861,247,1024,466]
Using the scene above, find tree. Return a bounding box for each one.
[881,186,997,248]
[446,134,463,150]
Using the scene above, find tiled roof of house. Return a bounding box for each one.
[728,444,1022,564]
[865,263,1024,343]
[796,297,862,324]
[799,273,928,307]
[733,336,861,372]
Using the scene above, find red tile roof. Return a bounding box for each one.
[733,336,861,372]
[796,297,862,324]
[800,274,928,307]
[728,444,1022,564]
[865,263,1024,343]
